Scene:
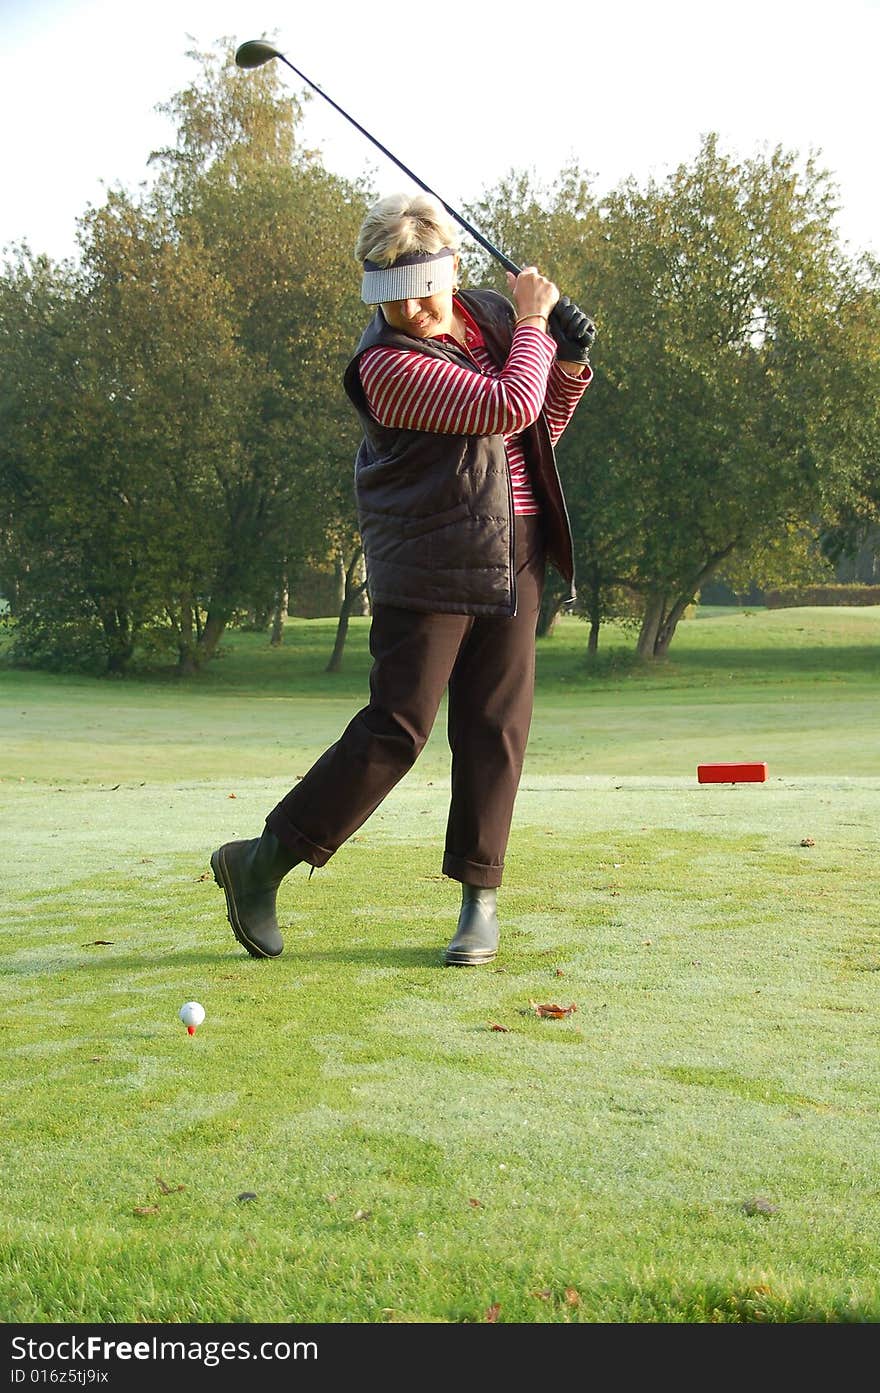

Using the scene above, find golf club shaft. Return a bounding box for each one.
[272,52,522,277]
[237,41,594,350]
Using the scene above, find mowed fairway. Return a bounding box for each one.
[1,606,879,1323]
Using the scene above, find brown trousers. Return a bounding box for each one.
[266,516,546,888]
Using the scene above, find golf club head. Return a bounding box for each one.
[235,39,283,69]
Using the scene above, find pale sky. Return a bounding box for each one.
[1,0,878,267]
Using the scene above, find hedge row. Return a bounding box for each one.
[764,584,880,608]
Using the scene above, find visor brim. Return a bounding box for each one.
[361,248,456,304]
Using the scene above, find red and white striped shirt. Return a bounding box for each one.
[358,299,591,515]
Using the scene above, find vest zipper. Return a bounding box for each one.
[507,462,517,617]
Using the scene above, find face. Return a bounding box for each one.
[379,255,459,338]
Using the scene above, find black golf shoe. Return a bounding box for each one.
[443,884,499,966]
[211,830,297,958]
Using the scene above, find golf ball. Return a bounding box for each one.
[179,1001,206,1028]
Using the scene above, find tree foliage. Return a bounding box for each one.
[470,137,878,657]
[3,70,878,677]
[816,256,880,566]
[1,40,371,674]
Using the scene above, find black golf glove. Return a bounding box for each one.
[549,295,596,365]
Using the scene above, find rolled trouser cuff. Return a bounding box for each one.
[442,852,503,889]
[265,810,334,868]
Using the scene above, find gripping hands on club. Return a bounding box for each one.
[507,266,559,324]
[548,295,596,365]
[507,269,596,368]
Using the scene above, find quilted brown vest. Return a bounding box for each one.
[343,288,575,616]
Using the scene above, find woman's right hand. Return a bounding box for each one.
[506,266,560,323]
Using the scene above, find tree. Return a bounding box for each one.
[72,187,252,673]
[0,248,109,668]
[148,41,370,668]
[815,258,880,569]
[471,138,871,658]
[1,40,372,676]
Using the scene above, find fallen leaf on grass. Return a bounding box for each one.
[532,1289,553,1301]
[488,1023,509,1032]
[555,968,564,977]
[352,1209,372,1222]
[156,1177,184,1195]
[197,871,212,881]
[133,1206,159,1216]
[227,792,237,799]
[530,1002,577,1019]
[565,1287,581,1305]
[325,1194,338,1205]
[468,1198,483,1208]
[485,1303,501,1323]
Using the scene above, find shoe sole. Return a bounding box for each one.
[210,847,281,959]
[442,948,498,966]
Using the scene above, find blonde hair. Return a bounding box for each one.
[355,192,462,265]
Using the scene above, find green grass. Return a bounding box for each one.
[1,606,880,1323]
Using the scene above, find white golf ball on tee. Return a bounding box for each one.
[179,1001,206,1033]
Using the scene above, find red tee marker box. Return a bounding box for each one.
[697,762,768,784]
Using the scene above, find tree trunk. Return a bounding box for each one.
[270,566,288,647]
[649,550,738,658]
[177,651,199,677]
[197,607,229,663]
[175,597,198,675]
[100,606,133,674]
[105,647,130,675]
[326,611,351,674]
[537,602,561,637]
[537,578,567,637]
[581,570,604,658]
[654,595,694,658]
[354,554,370,615]
[326,547,368,673]
[334,555,346,609]
[636,593,665,660]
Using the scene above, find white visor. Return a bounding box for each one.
[360,247,456,304]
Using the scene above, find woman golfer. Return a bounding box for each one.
[211,192,594,965]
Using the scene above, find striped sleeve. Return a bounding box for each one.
[359,325,558,436]
[542,360,593,445]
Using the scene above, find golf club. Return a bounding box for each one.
[235,39,520,274]
[234,39,594,348]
